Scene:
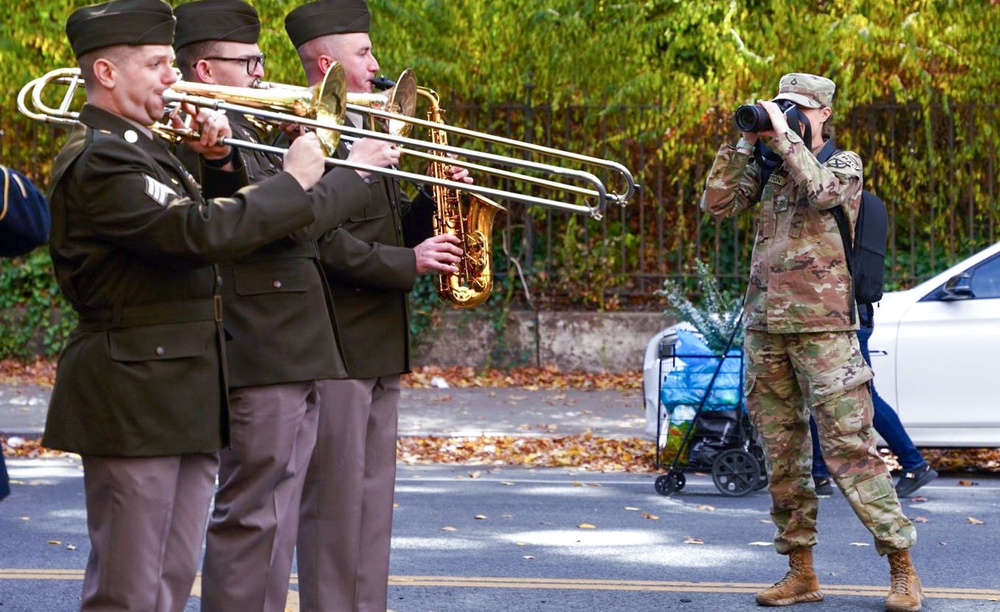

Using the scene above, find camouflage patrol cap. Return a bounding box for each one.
[772,73,835,109]
[174,0,261,50]
[285,0,370,49]
[66,0,176,58]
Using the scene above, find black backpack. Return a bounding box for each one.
[815,142,888,311]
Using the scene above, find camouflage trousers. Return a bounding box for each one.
[744,329,916,556]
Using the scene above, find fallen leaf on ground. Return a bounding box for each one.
[47,540,61,545]
[958,480,978,486]
[467,470,481,478]
[523,555,535,560]
[474,514,487,520]
[642,512,659,520]
[577,523,596,529]
[967,516,985,525]
[624,507,640,511]
[849,542,871,546]
[684,537,704,545]
[696,504,715,512]
[908,496,928,503]
[440,526,457,532]
[66,544,77,551]
[749,542,772,546]
[913,516,930,523]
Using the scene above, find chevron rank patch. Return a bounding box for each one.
[143,174,179,207]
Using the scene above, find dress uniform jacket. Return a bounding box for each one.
[317,147,435,379]
[701,131,864,334]
[44,104,317,457]
[181,113,371,388]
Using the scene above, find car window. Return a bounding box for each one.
[971,255,1000,299]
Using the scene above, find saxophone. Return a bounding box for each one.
[419,88,506,308]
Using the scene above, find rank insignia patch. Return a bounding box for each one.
[144,175,179,206]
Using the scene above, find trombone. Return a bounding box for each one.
[353,71,637,208]
[18,65,623,219]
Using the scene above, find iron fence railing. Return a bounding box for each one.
[4,102,997,309]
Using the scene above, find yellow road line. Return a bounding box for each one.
[1,570,998,602]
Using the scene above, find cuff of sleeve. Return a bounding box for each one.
[768,130,804,157]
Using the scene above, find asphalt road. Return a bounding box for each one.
[2,459,999,611]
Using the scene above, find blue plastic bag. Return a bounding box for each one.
[660,330,742,410]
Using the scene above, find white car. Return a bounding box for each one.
[643,241,1000,447]
[868,240,1000,447]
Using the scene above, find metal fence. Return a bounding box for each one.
[439,101,1000,309]
[5,101,998,310]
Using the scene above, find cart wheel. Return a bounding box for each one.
[712,449,761,497]
[654,471,686,495]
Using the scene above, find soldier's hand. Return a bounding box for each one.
[186,107,234,161]
[413,233,463,275]
[346,139,401,178]
[283,132,325,191]
[756,99,788,139]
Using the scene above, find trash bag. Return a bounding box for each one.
[660,330,742,410]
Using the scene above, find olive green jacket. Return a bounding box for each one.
[181,113,371,388]
[318,144,436,379]
[43,105,316,457]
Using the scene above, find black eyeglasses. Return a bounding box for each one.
[204,53,266,75]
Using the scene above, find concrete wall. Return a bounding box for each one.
[413,310,672,373]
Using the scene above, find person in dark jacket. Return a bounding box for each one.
[45,0,330,608]
[1,165,50,257]
[1,164,51,502]
[172,2,400,610]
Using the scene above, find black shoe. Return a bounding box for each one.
[813,476,834,496]
[896,464,938,498]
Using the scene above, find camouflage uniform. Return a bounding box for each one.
[701,86,915,556]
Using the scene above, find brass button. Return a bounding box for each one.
[272,280,282,289]
[155,346,165,356]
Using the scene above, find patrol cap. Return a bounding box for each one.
[66,0,176,58]
[285,0,371,49]
[772,73,836,109]
[174,0,261,50]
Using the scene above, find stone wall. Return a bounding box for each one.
[413,310,672,373]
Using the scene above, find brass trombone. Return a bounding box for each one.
[18,65,623,218]
[353,71,637,208]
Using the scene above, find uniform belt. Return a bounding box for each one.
[76,297,223,331]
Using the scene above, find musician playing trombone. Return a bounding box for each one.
[284,1,471,610]
[40,0,350,609]
[170,2,409,609]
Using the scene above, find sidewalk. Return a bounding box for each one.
[0,383,647,440]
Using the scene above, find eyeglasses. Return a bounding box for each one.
[204,53,266,75]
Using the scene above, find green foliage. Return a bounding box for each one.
[657,260,743,354]
[0,249,76,358]
[544,214,635,311]
[1,0,998,359]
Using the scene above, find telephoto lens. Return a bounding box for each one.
[734,104,771,132]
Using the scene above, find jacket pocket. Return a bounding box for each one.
[233,260,310,296]
[108,323,208,362]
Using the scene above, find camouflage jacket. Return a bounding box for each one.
[701,131,863,333]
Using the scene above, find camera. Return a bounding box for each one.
[734,99,796,132]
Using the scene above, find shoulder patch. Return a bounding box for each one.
[143,174,180,207]
[827,151,862,172]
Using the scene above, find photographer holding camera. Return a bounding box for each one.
[701,74,924,612]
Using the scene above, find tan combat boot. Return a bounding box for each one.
[755,547,824,606]
[886,550,924,611]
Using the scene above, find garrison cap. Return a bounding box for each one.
[772,73,836,109]
[66,0,176,58]
[174,0,261,50]
[284,0,371,49]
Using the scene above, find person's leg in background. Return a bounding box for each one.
[809,418,834,495]
[856,325,937,497]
